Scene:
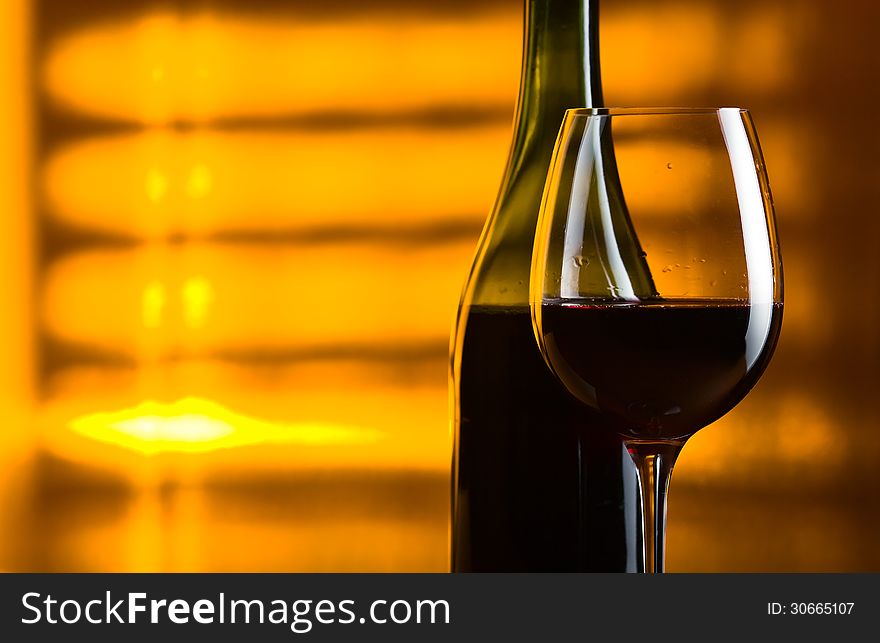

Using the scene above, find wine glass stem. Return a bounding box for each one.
[626,441,683,574]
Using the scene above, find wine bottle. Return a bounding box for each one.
[451,0,648,571]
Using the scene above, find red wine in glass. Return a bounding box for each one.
[539,299,783,442]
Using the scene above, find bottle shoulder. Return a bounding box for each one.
[462,156,551,307]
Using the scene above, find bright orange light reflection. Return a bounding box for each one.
[69,397,385,456]
[181,277,214,329]
[43,11,519,122]
[43,127,508,237]
[41,372,448,471]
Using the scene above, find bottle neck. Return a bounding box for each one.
[463,0,607,308]
[513,0,603,151]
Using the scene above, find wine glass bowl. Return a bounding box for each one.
[530,108,783,572]
[538,299,782,444]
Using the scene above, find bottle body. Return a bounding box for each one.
[451,0,641,572]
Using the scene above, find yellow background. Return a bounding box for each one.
[0,0,878,571]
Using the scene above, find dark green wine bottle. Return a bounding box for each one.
[451,0,647,571]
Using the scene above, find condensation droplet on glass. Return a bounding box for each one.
[699,258,707,263]
[710,280,717,287]
[674,263,681,268]
[662,265,673,273]
[722,270,727,276]
[666,162,673,170]
[573,255,590,267]
[683,265,691,269]
[639,250,648,258]
[517,280,524,286]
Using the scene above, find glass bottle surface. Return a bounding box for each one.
[451,0,644,571]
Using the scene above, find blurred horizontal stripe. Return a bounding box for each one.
[37,357,852,493]
[46,352,446,397]
[600,3,722,101]
[41,3,794,124]
[26,468,448,571]
[43,10,520,122]
[41,106,513,147]
[43,127,509,238]
[667,486,880,572]
[602,3,793,103]
[41,241,472,354]
[39,0,514,27]
[40,373,449,471]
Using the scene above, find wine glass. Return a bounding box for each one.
[530,108,783,573]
